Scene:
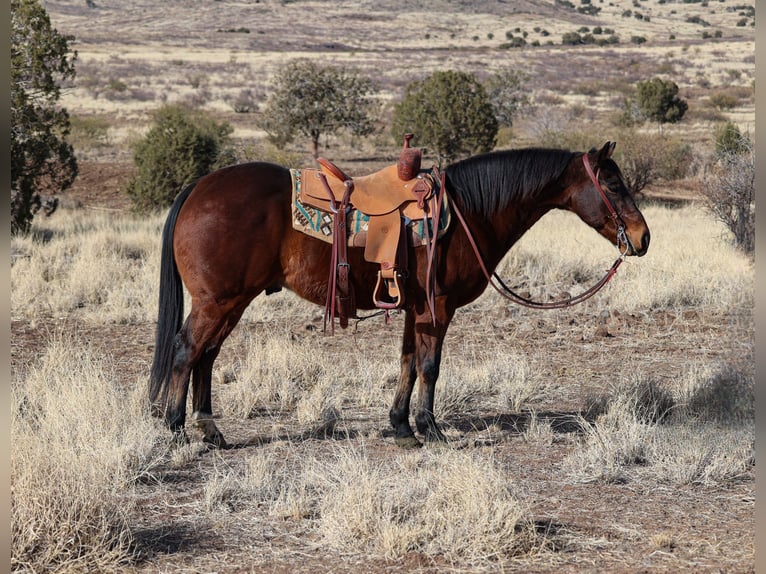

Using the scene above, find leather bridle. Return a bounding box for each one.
[449,153,631,310]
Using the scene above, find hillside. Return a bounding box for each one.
[47,0,754,184]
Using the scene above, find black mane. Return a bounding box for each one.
[444,148,577,219]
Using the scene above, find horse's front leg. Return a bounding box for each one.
[389,310,421,448]
[413,303,453,444]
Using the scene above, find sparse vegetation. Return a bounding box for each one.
[11,198,754,570]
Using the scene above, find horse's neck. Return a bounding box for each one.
[484,201,554,265]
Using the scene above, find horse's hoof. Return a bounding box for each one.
[203,433,228,449]
[423,429,449,445]
[395,435,423,449]
[192,411,228,449]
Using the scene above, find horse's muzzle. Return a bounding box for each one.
[632,230,650,257]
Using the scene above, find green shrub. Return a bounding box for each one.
[391,70,497,162]
[259,60,377,158]
[632,77,688,130]
[562,31,583,45]
[126,105,234,212]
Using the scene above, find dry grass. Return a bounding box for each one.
[199,443,547,565]
[12,202,753,326]
[11,333,167,571]
[11,210,164,323]
[497,203,754,313]
[313,446,545,562]
[564,364,754,486]
[11,198,754,571]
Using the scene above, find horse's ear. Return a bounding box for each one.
[595,141,616,163]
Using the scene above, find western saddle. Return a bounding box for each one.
[296,134,445,331]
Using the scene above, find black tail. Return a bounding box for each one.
[148,182,197,414]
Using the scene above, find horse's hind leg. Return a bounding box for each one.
[190,347,226,448]
[165,299,238,446]
[189,303,250,449]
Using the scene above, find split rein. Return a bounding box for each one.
[450,154,630,310]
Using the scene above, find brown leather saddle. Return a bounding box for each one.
[296,134,445,330]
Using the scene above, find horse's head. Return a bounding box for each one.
[564,142,650,257]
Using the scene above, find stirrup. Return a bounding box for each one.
[373,268,403,309]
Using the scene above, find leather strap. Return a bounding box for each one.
[448,179,624,310]
[319,174,355,334]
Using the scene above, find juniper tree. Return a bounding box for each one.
[259,60,378,158]
[11,0,78,234]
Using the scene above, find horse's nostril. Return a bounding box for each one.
[641,231,651,252]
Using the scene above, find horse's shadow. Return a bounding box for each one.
[444,410,588,436]
[219,409,590,451]
[225,424,362,451]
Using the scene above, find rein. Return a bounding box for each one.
[449,154,629,310]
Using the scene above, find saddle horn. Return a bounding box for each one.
[397,133,422,181]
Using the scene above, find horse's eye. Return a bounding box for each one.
[601,178,622,194]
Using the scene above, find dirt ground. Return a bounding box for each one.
[11,168,755,571]
[10,307,755,573]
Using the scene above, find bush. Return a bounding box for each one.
[633,77,688,130]
[391,70,498,162]
[259,60,378,158]
[709,91,739,111]
[714,121,748,155]
[483,68,529,128]
[562,31,583,45]
[126,105,234,212]
[613,130,693,195]
[703,130,754,254]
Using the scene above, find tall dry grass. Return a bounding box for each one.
[11,210,164,324]
[11,333,167,571]
[492,202,754,313]
[564,363,754,485]
[12,202,753,325]
[201,443,547,565]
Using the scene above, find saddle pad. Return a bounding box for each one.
[290,169,450,247]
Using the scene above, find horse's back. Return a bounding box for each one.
[173,162,293,300]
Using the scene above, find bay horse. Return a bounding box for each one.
[149,142,650,449]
